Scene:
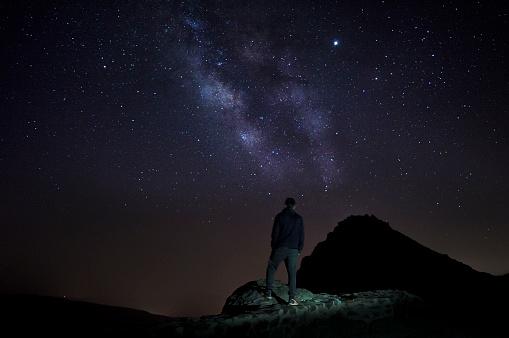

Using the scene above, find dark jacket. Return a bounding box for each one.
[271,206,304,252]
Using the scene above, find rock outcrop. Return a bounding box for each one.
[297,214,496,303]
[158,278,423,337]
[296,214,509,331]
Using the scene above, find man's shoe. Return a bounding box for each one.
[288,298,299,306]
[265,290,272,299]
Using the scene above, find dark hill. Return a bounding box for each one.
[0,294,170,337]
[297,214,508,322]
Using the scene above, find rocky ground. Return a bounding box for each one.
[153,278,429,337]
[3,279,506,337]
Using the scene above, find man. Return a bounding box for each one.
[265,197,304,306]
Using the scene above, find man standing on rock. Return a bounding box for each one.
[265,197,304,306]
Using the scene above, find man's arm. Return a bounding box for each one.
[298,217,304,254]
[271,214,280,249]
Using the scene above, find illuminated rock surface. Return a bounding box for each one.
[158,278,424,337]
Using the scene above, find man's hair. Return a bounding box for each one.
[285,197,296,207]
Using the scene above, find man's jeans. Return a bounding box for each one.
[265,246,299,299]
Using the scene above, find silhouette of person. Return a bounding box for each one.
[265,197,304,305]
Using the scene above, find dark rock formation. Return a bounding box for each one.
[297,214,508,326]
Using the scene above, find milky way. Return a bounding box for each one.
[177,12,343,190]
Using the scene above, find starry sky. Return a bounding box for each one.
[1,1,508,317]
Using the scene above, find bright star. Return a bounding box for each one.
[333,39,339,46]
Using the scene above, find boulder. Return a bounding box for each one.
[161,278,424,337]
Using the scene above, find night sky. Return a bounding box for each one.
[1,1,508,317]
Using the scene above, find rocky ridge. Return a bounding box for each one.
[157,278,423,337]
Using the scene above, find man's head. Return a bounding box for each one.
[284,197,296,209]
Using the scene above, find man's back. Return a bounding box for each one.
[266,198,303,304]
[271,207,304,252]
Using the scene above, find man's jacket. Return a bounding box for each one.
[271,206,304,252]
